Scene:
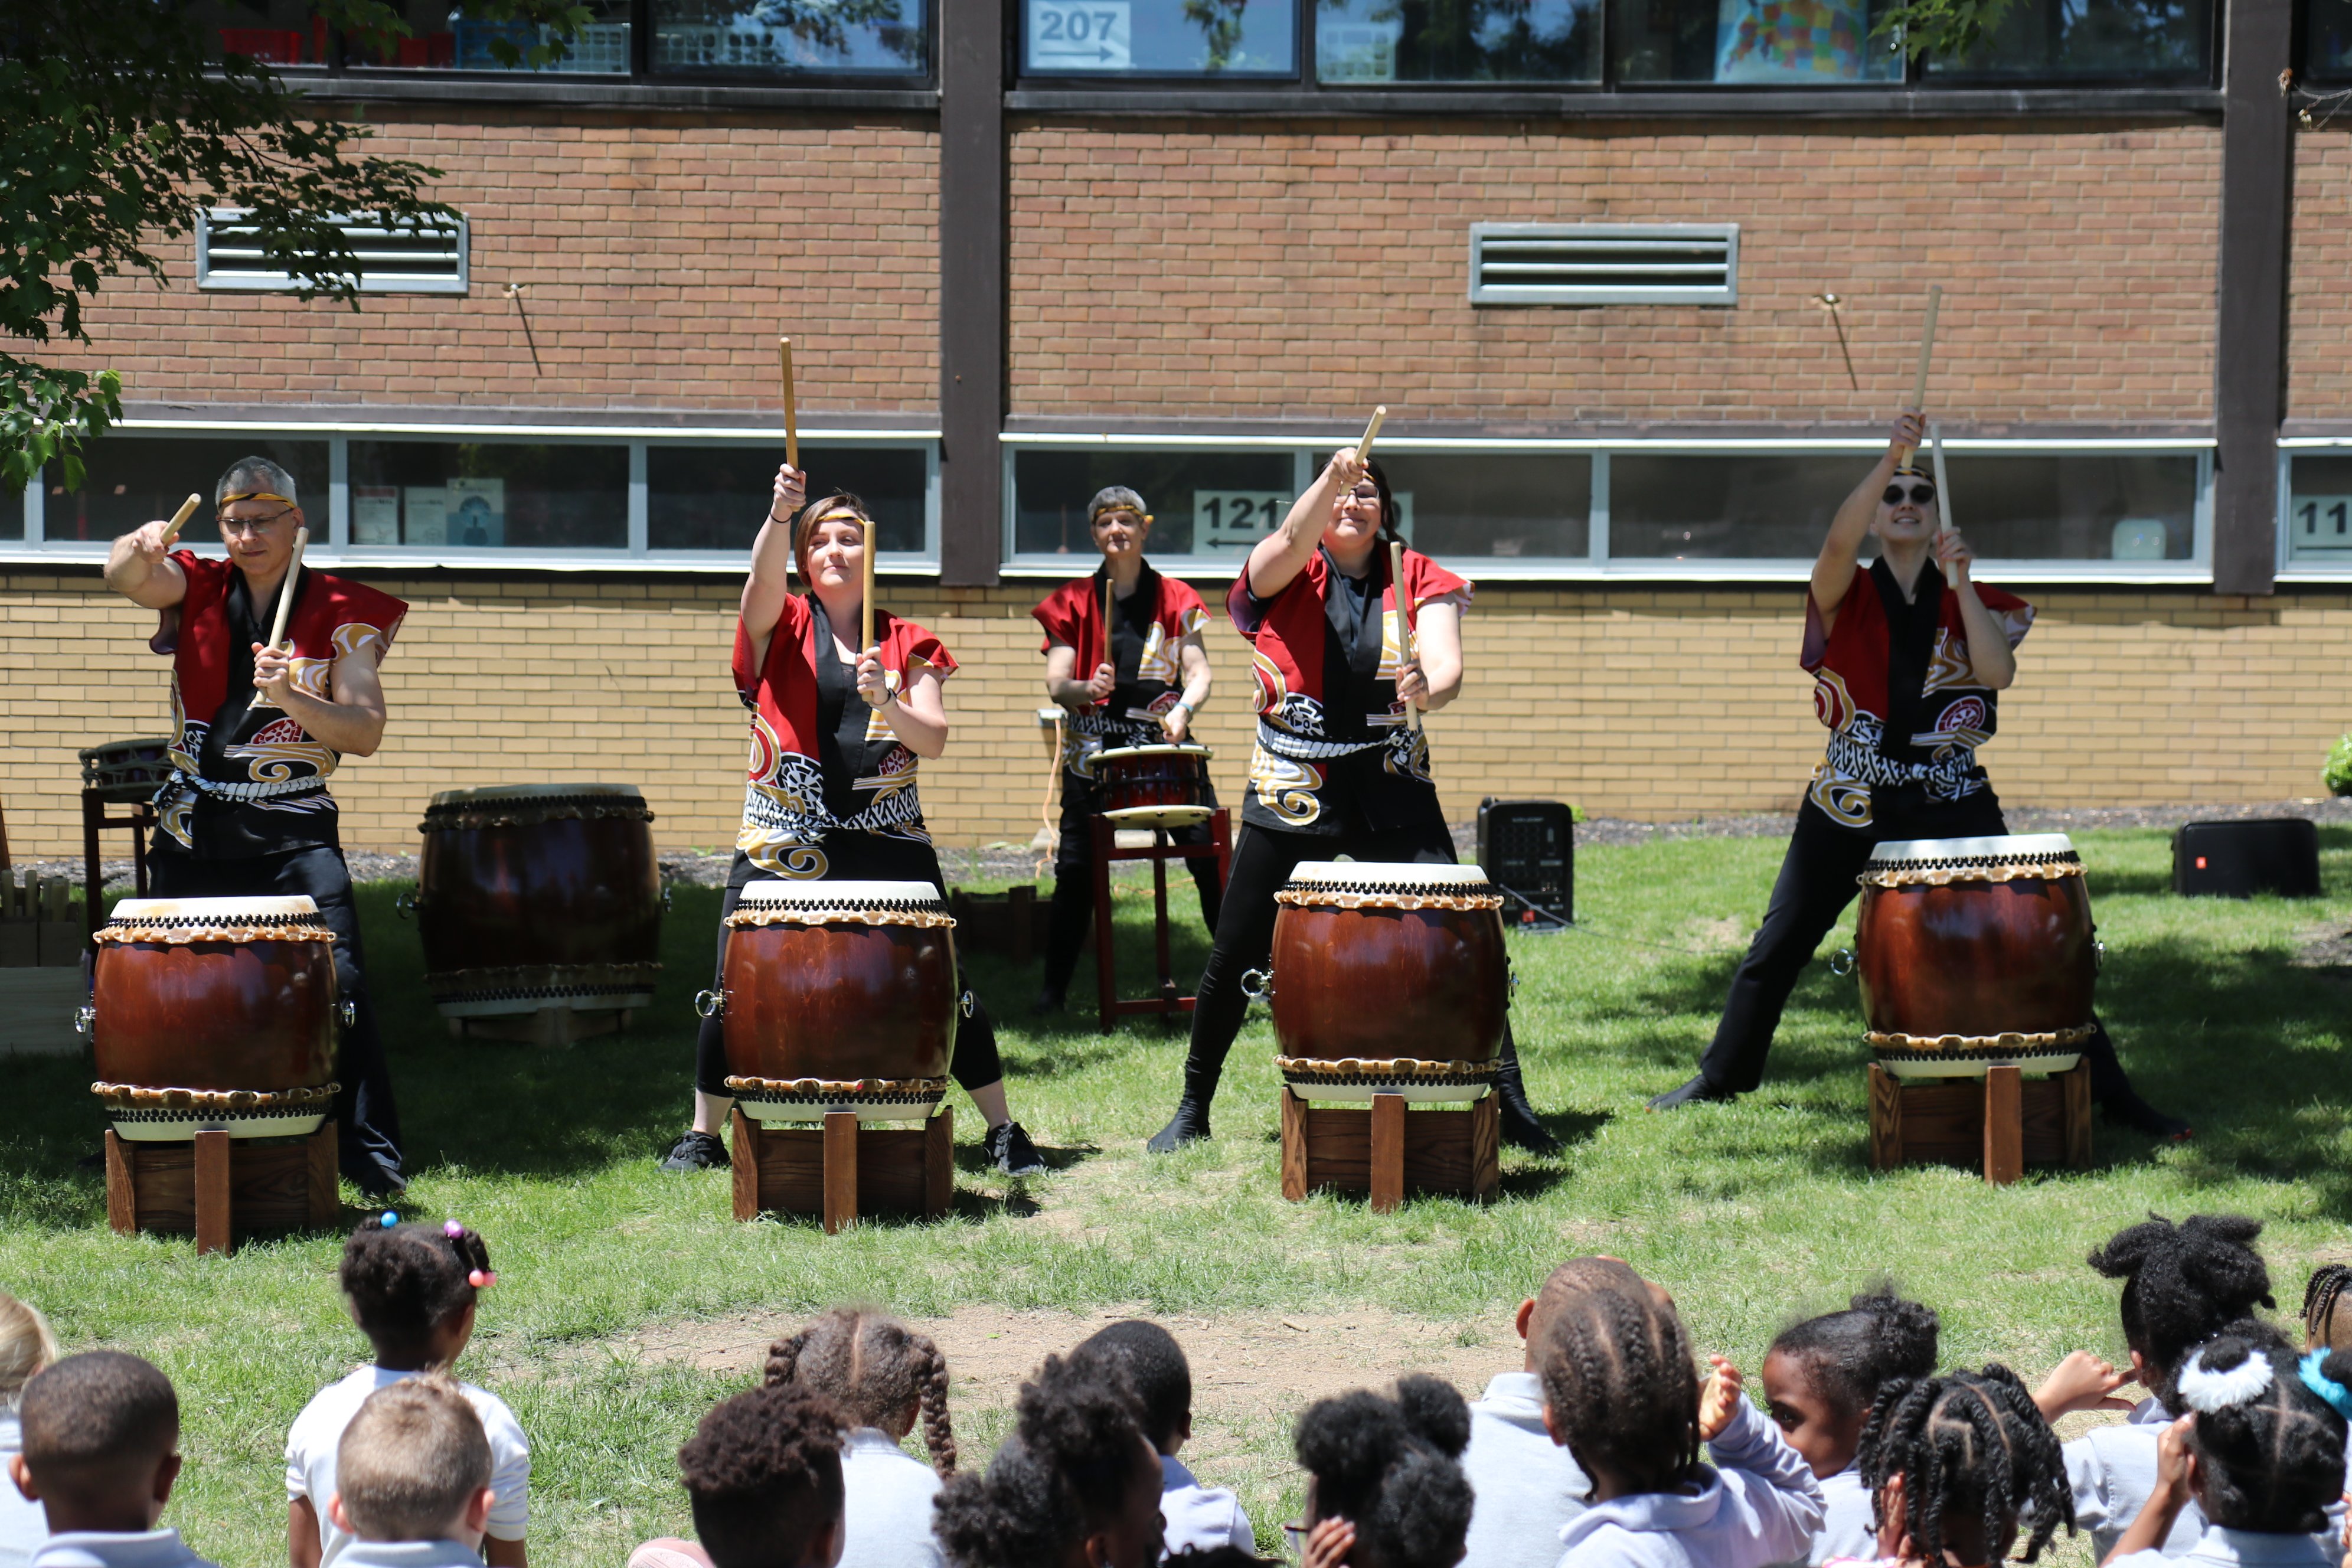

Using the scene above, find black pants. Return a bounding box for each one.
[1041,780,1224,999]
[1698,789,2139,1102]
[1175,816,1531,1110]
[692,838,1006,1098]
[146,844,405,1187]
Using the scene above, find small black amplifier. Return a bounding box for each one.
[1476,797,1574,929]
[2171,818,2320,899]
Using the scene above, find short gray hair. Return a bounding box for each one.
[1087,486,1149,522]
[217,456,298,507]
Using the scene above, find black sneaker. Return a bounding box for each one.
[1646,1074,1738,1112]
[986,1121,1047,1177]
[1497,1090,1563,1155]
[347,1162,407,1201]
[659,1130,729,1172]
[1145,1099,1211,1154]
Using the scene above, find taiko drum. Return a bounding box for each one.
[1091,744,1214,829]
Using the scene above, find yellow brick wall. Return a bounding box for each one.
[4,569,2344,862]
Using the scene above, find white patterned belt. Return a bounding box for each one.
[167,769,328,802]
[1255,720,1386,762]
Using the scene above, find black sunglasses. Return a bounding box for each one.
[1882,483,1936,507]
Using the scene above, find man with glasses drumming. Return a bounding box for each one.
[1646,412,2187,1138]
[103,456,411,1197]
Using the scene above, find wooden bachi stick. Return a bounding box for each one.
[860,517,876,661]
[778,336,798,473]
[1891,285,1942,468]
[1102,573,1115,697]
[1929,423,1960,590]
[1356,404,1387,464]
[249,525,308,713]
[1390,536,1422,734]
[159,494,202,548]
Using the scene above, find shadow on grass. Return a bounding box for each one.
[953,1139,1102,1177]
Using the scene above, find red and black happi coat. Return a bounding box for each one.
[1230,546,1472,830]
[1031,563,1210,780]
[733,593,958,877]
[153,551,407,854]
[1801,559,2034,829]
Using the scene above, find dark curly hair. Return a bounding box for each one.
[766,1307,955,1475]
[1074,1319,1191,1452]
[2088,1214,2273,1412]
[1770,1286,1942,1421]
[677,1383,847,1568]
[1857,1365,2073,1566]
[2179,1325,2351,1534]
[339,1221,493,1364]
[932,1352,1155,1568]
[1534,1260,1703,1495]
[1293,1374,1473,1568]
[2304,1263,2352,1354]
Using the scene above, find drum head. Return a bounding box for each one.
[429,782,645,809]
[1285,861,1492,888]
[1868,834,2076,864]
[1093,744,1214,762]
[738,879,943,908]
[110,896,321,922]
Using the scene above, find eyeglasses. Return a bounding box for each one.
[216,507,298,535]
[1882,484,1936,507]
[1345,485,1380,501]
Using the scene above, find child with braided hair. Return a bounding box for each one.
[285,1221,528,1568]
[1824,1365,2073,1568]
[763,1309,954,1568]
[1760,1288,1941,1564]
[1289,1374,1475,1568]
[932,1351,1163,1568]
[2305,1267,2351,1359]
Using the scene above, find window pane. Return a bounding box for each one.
[1609,455,1860,557]
[2287,456,2352,566]
[2310,0,2352,81]
[1012,449,1295,557]
[1317,0,1599,82]
[1611,0,1899,81]
[648,445,929,552]
[40,437,331,545]
[1922,0,2210,78]
[652,0,929,76]
[348,442,627,549]
[1942,454,2196,561]
[1020,0,1297,76]
[187,1,329,66]
[1371,453,1590,558]
[344,0,631,70]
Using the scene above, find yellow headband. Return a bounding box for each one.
[1092,509,1153,526]
[814,507,865,527]
[218,492,294,507]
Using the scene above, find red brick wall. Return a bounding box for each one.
[1007,121,2221,427]
[2291,129,2352,420]
[55,110,940,416]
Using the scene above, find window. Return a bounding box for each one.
[1011,449,1296,557]
[1941,453,2197,562]
[1920,0,2211,78]
[1316,0,1599,83]
[1020,0,1298,76]
[651,0,929,75]
[1469,224,1737,306]
[1611,0,1900,82]
[2285,455,2352,567]
[348,441,628,548]
[341,0,633,69]
[190,0,329,66]
[1609,453,1859,558]
[196,211,468,295]
[2310,0,2352,80]
[38,437,331,544]
[649,443,931,550]
[1363,452,1592,557]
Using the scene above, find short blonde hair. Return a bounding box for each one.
[335,1376,492,1542]
[0,1294,57,1410]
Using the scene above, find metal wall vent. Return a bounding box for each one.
[1468,223,1739,307]
[196,210,470,295]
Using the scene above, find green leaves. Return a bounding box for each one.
[1871,0,2015,61]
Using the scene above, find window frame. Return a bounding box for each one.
[2272,440,2352,579]
[1014,0,1303,80]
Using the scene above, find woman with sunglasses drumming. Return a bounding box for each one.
[1646,411,2188,1136]
[1146,444,1557,1156]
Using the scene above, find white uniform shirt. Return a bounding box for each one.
[838,1428,944,1568]
[1462,1371,1592,1568]
[2109,1524,2342,1568]
[1806,1465,1875,1565]
[1159,1454,1255,1557]
[285,1367,529,1568]
[1554,1400,1826,1568]
[27,1530,220,1568]
[0,1413,49,1568]
[332,1544,485,1568]
[2067,1397,2207,1560]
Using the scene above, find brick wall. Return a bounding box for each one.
[2291,128,2352,420]
[51,110,940,416]
[1008,121,2221,426]
[5,569,2340,864]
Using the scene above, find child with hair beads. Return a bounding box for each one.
[326,1378,498,1568]
[2033,1214,2277,1561]
[2307,1268,2351,1359]
[675,1384,848,1568]
[1290,1375,1474,1568]
[0,1295,58,1568]
[764,1308,953,1568]
[932,1352,1164,1568]
[10,1351,216,1568]
[285,1221,528,1568]
[1539,1258,1825,1568]
[1760,1289,1941,1564]
[1074,1320,1256,1559]
[1821,1365,2073,1568]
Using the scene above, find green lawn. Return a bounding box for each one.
[2,827,2347,1567]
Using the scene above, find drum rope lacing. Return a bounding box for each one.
[727,903,956,929]
[96,918,337,945]
[91,1082,341,1111]
[420,798,657,829]
[1866,1025,2097,1054]
[724,1075,950,1100]
[1275,883,1504,912]
[1275,1057,1499,1081]
[1859,853,2086,889]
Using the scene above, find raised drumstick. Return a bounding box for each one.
[158,494,202,548]
[778,335,798,473]
[1891,286,1942,468]
[860,515,876,665]
[250,525,308,712]
[1929,423,1960,591]
[1102,573,1114,701]
[1390,536,1423,735]
[1356,404,1387,464]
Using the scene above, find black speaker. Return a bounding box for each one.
[2170,818,2320,899]
[1476,797,1574,929]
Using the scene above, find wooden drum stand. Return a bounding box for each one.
[1280,1087,1500,1213]
[1867,1060,2092,1185]
[730,1107,954,1234]
[105,1122,340,1257]
[1090,809,1231,1034]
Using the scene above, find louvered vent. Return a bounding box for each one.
[1468,223,1739,306]
[196,211,469,295]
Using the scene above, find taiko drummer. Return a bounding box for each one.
[658,466,1047,1178]
[101,457,410,1198]
[1648,411,2187,1138]
[1145,445,1557,1155]
[1029,485,1221,1014]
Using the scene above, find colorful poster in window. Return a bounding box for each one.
[1715,0,1868,79]
[446,476,506,547]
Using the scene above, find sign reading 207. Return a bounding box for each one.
[1028,0,1131,68]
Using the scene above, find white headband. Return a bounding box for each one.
[2177,1345,2275,1413]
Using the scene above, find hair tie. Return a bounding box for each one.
[2299,1350,2352,1422]
[379,1211,399,1228]
[468,1270,496,1290]
[443,1219,465,1239]
[2178,1345,2275,1413]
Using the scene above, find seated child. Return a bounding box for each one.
[1824,1364,2073,1568]
[1292,1376,1474,1568]
[933,1353,1164,1568]
[1759,1289,1940,1563]
[285,1221,529,1568]
[1074,1320,1255,1557]
[677,1384,848,1568]
[763,1308,955,1568]
[1462,1263,1603,1568]
[1540,1257,1824,1568]
[1,1295,58,1568]
[326,1378,498,1568]
[2033,1214,2276,1561]
[9,1351,218,1568]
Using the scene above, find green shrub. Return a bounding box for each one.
[2327,734,2352,797]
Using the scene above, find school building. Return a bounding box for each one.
[5,0,2348,860]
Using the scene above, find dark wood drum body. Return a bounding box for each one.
[1093,744,1214,829]
[416,783,662,1017]
[714,880,958,1124]
[88,896,341,1141]
[1855,834,2097,1079]
[1265,863,1507,1102]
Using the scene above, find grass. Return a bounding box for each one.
[2,827,2348,1566]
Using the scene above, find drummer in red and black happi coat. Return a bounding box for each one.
[1030,485,1221,1014]
[102,456,409,1198]
[1647,411,2188,1138]
[1144,445,1558,1157]
[657,465,1047,1178]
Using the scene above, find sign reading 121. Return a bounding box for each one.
[1028,0,1132,68]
